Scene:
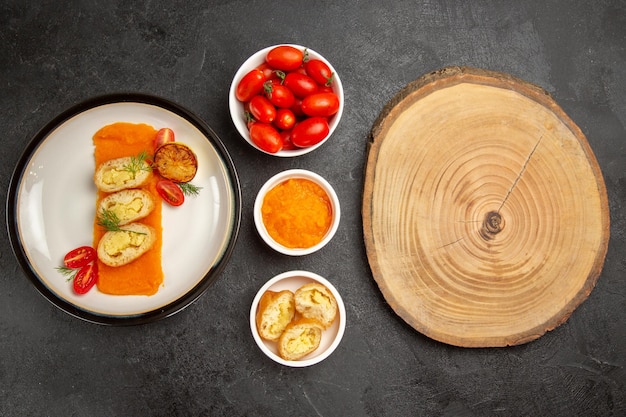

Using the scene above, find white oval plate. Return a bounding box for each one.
[7,94,241,325]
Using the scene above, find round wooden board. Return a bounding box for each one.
[362,67,610,347]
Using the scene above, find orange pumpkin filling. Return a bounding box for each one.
[261,178,333,249]
[92,122,163,295]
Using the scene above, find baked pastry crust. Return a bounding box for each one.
[277,317,323,361]
[294,283,338,329]
[97,223,156,267]
[256,290,296,341]
[97,189,155,226]
[94,156,152,193]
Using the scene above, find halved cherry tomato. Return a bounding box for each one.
[73,262,98,295]
[304,59,334,86]
[236,68,266,102]
[154,128,175,148]
[264,82,295,108]
[63,246,97,269]
[284,72,318,98]
[266,45,304,71]
[290,117,330,148]
[274,108,296,130]
[301,92,340,117]
[156,179,185,206]
[249,95,276,124]
[249,123,283,153]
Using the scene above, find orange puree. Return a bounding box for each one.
[261,178,332,249]
[92,122,163,296]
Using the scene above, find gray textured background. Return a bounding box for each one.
[1,1,625,416]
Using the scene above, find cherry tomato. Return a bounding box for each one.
[301,92,340,117]
[156,179,185,206]
[290,98,305,117]
[266,45,304,71]
[154,128,175,148]
[249,123,283,153]
[280,129,297,150]
[292,66,308,75]
[304,59,334,86]
[284,72,318,98]
[236,68,266,102]
[264,82,295,108]
[265,78,283,86]
[73,262,98,295]
[63,246,97,269]
[249,95,276,124]
[256,62,279,81]
[274,108,296,130]
[245,111,256,129]
[317,85,334,94]
[290,117,330,148]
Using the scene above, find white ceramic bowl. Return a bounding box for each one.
[250,270,346,367]
[229,44,344,157]
[254,169,340,256]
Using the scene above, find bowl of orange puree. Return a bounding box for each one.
[254,169,340,256]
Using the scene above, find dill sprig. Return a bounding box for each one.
[178,182,202,197]
[97,208,146,235]
[56,266,78,282]
[97,208,124,232]
[123,151,152,175]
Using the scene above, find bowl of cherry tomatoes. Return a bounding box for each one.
[229,44,344,157]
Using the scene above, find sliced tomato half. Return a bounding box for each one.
[73,262,98,294]
[154,127,175,148]
[156,179,185,206]
[63,246,97,269]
